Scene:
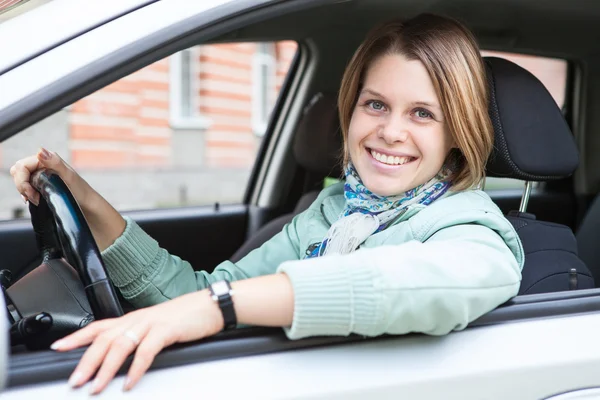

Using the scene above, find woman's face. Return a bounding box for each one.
[347,53,455,196]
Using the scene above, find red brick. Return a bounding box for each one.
[136,80,169,92]
[103,80,141,93]
[72,101,140,119]
[199,89,251,102]
[71,125,135,141]
[140,98,169,109]
[201,106,251,117]
[72,150,132,168]
[214,43,256,54]
[205,140,254,149]
[209,124,252,132]
[139,117,169,128]
[199,72,251,85]
[135,136,171,146]
[199,55,252,70]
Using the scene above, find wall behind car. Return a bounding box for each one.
[0,41,297,220]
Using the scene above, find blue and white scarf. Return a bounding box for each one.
[306,162,451,259]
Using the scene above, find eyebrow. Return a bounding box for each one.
[360,88,441,110]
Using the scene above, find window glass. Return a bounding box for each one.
[481,51,568,191]
[0,41,298,220]
[0,0,52,24]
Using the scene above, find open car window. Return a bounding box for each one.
[0,41,298,220]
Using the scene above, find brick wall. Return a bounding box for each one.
[69,41,297,171]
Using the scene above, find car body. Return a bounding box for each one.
[1,0,600,398]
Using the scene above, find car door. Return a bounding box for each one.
[0,0,305,282]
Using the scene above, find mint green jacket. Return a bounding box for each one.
[102,183,524,340]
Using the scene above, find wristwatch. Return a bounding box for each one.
[208,280,237,330]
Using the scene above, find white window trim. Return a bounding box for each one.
[252,43,276,137]
[169,48,211,130]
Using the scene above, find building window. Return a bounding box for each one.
[169,47,210,129]
[252,43,276,136]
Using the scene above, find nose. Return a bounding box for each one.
[377,113,409,144]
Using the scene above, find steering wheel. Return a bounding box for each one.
[4,170,123,349]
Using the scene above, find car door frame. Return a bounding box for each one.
[3,0,600,397]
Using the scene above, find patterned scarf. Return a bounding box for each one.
[305,162,451,259]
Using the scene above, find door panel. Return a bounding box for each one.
[128,205,249,272]
[0,205,249,283]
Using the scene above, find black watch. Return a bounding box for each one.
[208,280,237,330]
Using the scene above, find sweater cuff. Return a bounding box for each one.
[277,257,383,340]
[101,217,161,288]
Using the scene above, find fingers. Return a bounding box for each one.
[124,328,171,391]
[10,149,76,206]
[64,321,144,390]
[67,332,116,389]
[36,148,73,180]
[88,326,150,395]
[68,323,167,395]
[52,319,118,353]
[11,155,41,205]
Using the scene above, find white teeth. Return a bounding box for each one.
[370,149,412,166]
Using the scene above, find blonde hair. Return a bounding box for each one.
[338,14,493,190]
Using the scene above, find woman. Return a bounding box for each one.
[11,13,523,394]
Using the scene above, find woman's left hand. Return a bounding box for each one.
[52,290,223,395]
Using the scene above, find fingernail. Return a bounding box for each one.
[89,378,100,395]
[50,340,64,350]
[68,371,82,388]
[123,377,131,391]
[39,148,51,161]
[21,195,28,204]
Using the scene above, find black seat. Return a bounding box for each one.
[232,58,595,295]
[485,57,594,294]
[230,93,341,262]
[576,195,600,285]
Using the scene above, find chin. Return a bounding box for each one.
[362,176,410,197]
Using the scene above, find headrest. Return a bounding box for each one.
[293,92,343,178]
[484,57,579,181]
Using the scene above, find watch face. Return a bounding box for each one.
[211,281,230,296]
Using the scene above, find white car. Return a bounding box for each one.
[1,0,600,398]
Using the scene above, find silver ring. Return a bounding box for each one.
[123,330,140,346]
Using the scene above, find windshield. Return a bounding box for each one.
[0,0,52,24]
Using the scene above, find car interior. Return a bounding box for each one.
[4,0,600,388]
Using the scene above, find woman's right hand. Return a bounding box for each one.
[10,148,91,207]
[9,148,126,251]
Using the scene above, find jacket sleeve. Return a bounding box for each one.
[101,213,307,309]
[277,223,523,339]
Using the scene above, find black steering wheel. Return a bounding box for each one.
[4,170,123,349]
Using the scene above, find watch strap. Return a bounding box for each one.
[209,281,237,330]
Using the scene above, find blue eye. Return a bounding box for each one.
[366,100,386,111]
[415,109,433,119]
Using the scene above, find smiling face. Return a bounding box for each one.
[347,53,455,196]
